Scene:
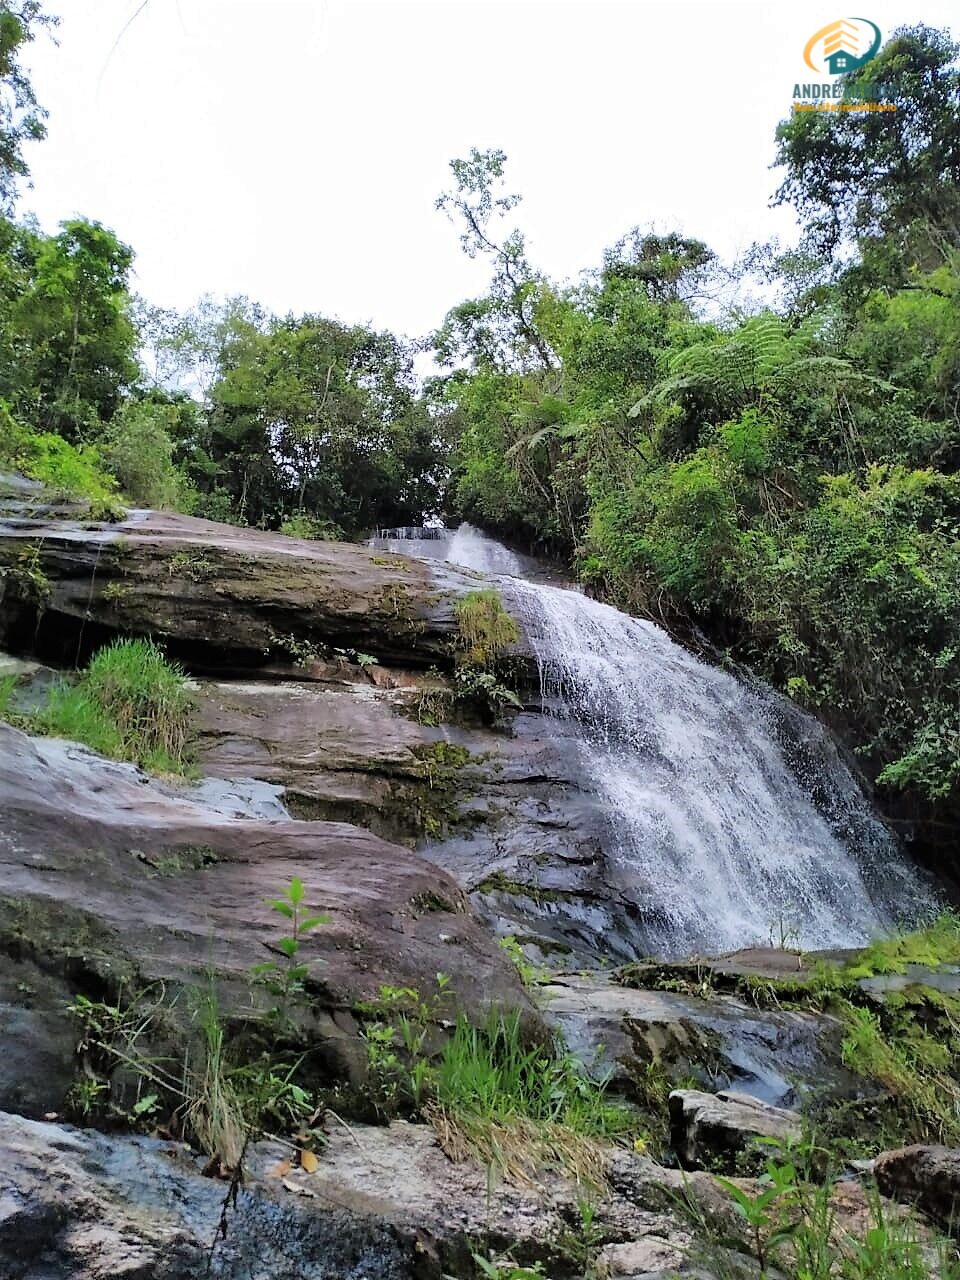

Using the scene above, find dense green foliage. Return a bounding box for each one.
[0,3,448,534]
[434,28,960,855]
[0,2,55,214]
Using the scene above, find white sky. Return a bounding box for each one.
[19,1,957,338]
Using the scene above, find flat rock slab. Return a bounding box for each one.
[194,677,655,962]
[0,508,509,671]
[0,721,528,1114]
[0,1110,701,1280]
[0,1110,421,1279]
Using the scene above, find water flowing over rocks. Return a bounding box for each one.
[373,524,936,957]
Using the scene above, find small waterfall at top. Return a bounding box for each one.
[372,523,936,955]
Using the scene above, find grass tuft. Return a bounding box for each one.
[454,589,520,666]
[427,1010,638,1184]
[31,638,194,774]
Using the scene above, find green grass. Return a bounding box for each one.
[29,638,194,774]
[843,910,960,979]
[0,408,122,519]
[454,589,520,667]
[428,1010,638,1182]
[0,674,18,720]
[682,1147,960,1280]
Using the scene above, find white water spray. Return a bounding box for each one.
[373,523,935,954]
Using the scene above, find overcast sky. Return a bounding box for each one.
[19,1,957,338]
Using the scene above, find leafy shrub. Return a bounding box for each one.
[95,401,194,510]
[0,402,121,517]
[279,510,342,540]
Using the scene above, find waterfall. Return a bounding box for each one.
[372,524,936,954]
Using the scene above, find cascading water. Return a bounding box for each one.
[372,523,936,955]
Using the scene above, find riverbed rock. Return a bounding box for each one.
[193,675,657,963]
[668,1089,801,1171]
[874,1145,960,1230]
[0,719,530,1115]
[543,971,849,1111]
[0,1109,711,1280]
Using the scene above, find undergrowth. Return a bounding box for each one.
[452,589,523,723]
[358,981,639,1184]
[20,638,195,774]
[0,405,122,518]
[454,589,520,666]
[681,1139,960,1280]
[617,912,960,1151]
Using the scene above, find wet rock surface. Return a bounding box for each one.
[193,676,652,963]
[542,971,850,1110]
[0,508,493,671]
[3,1108,860,1280]
[0,720,530,1115]
[0,1111,420,1280]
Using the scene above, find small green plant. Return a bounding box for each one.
[332,646,379,669]
[252,877,330,1033]
[453,665,523,720]
[415,685,455,725]
[429,1009,638,1183]
[0,674,20,722]
[497,935,548,990]
[683,1139,960,1280]
[472,1254,545,1280]
[63,879,330,1176]
[768,909,804,962]
[100,581,130,605]
[168,549,215,582]
[267,630,326,666]
[716,1157,801,1273]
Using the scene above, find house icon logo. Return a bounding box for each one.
[804,18,882,74]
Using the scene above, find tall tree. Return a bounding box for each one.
[10,218,138,438]
[0,1,56,213]
[774,25,960,270]
[435,148,555,371]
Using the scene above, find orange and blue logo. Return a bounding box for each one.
[792,17,894,112]
[804,18,882,75]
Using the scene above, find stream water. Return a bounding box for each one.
[373,524,935,955]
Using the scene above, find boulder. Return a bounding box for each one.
[543,972,849,1111]
[0,508,499,672]
[668,1089,801,1170]
[0,1110,422,1279]
[874,1145,960,1230]
[194,677,655,961]
[0,720,530,1114]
